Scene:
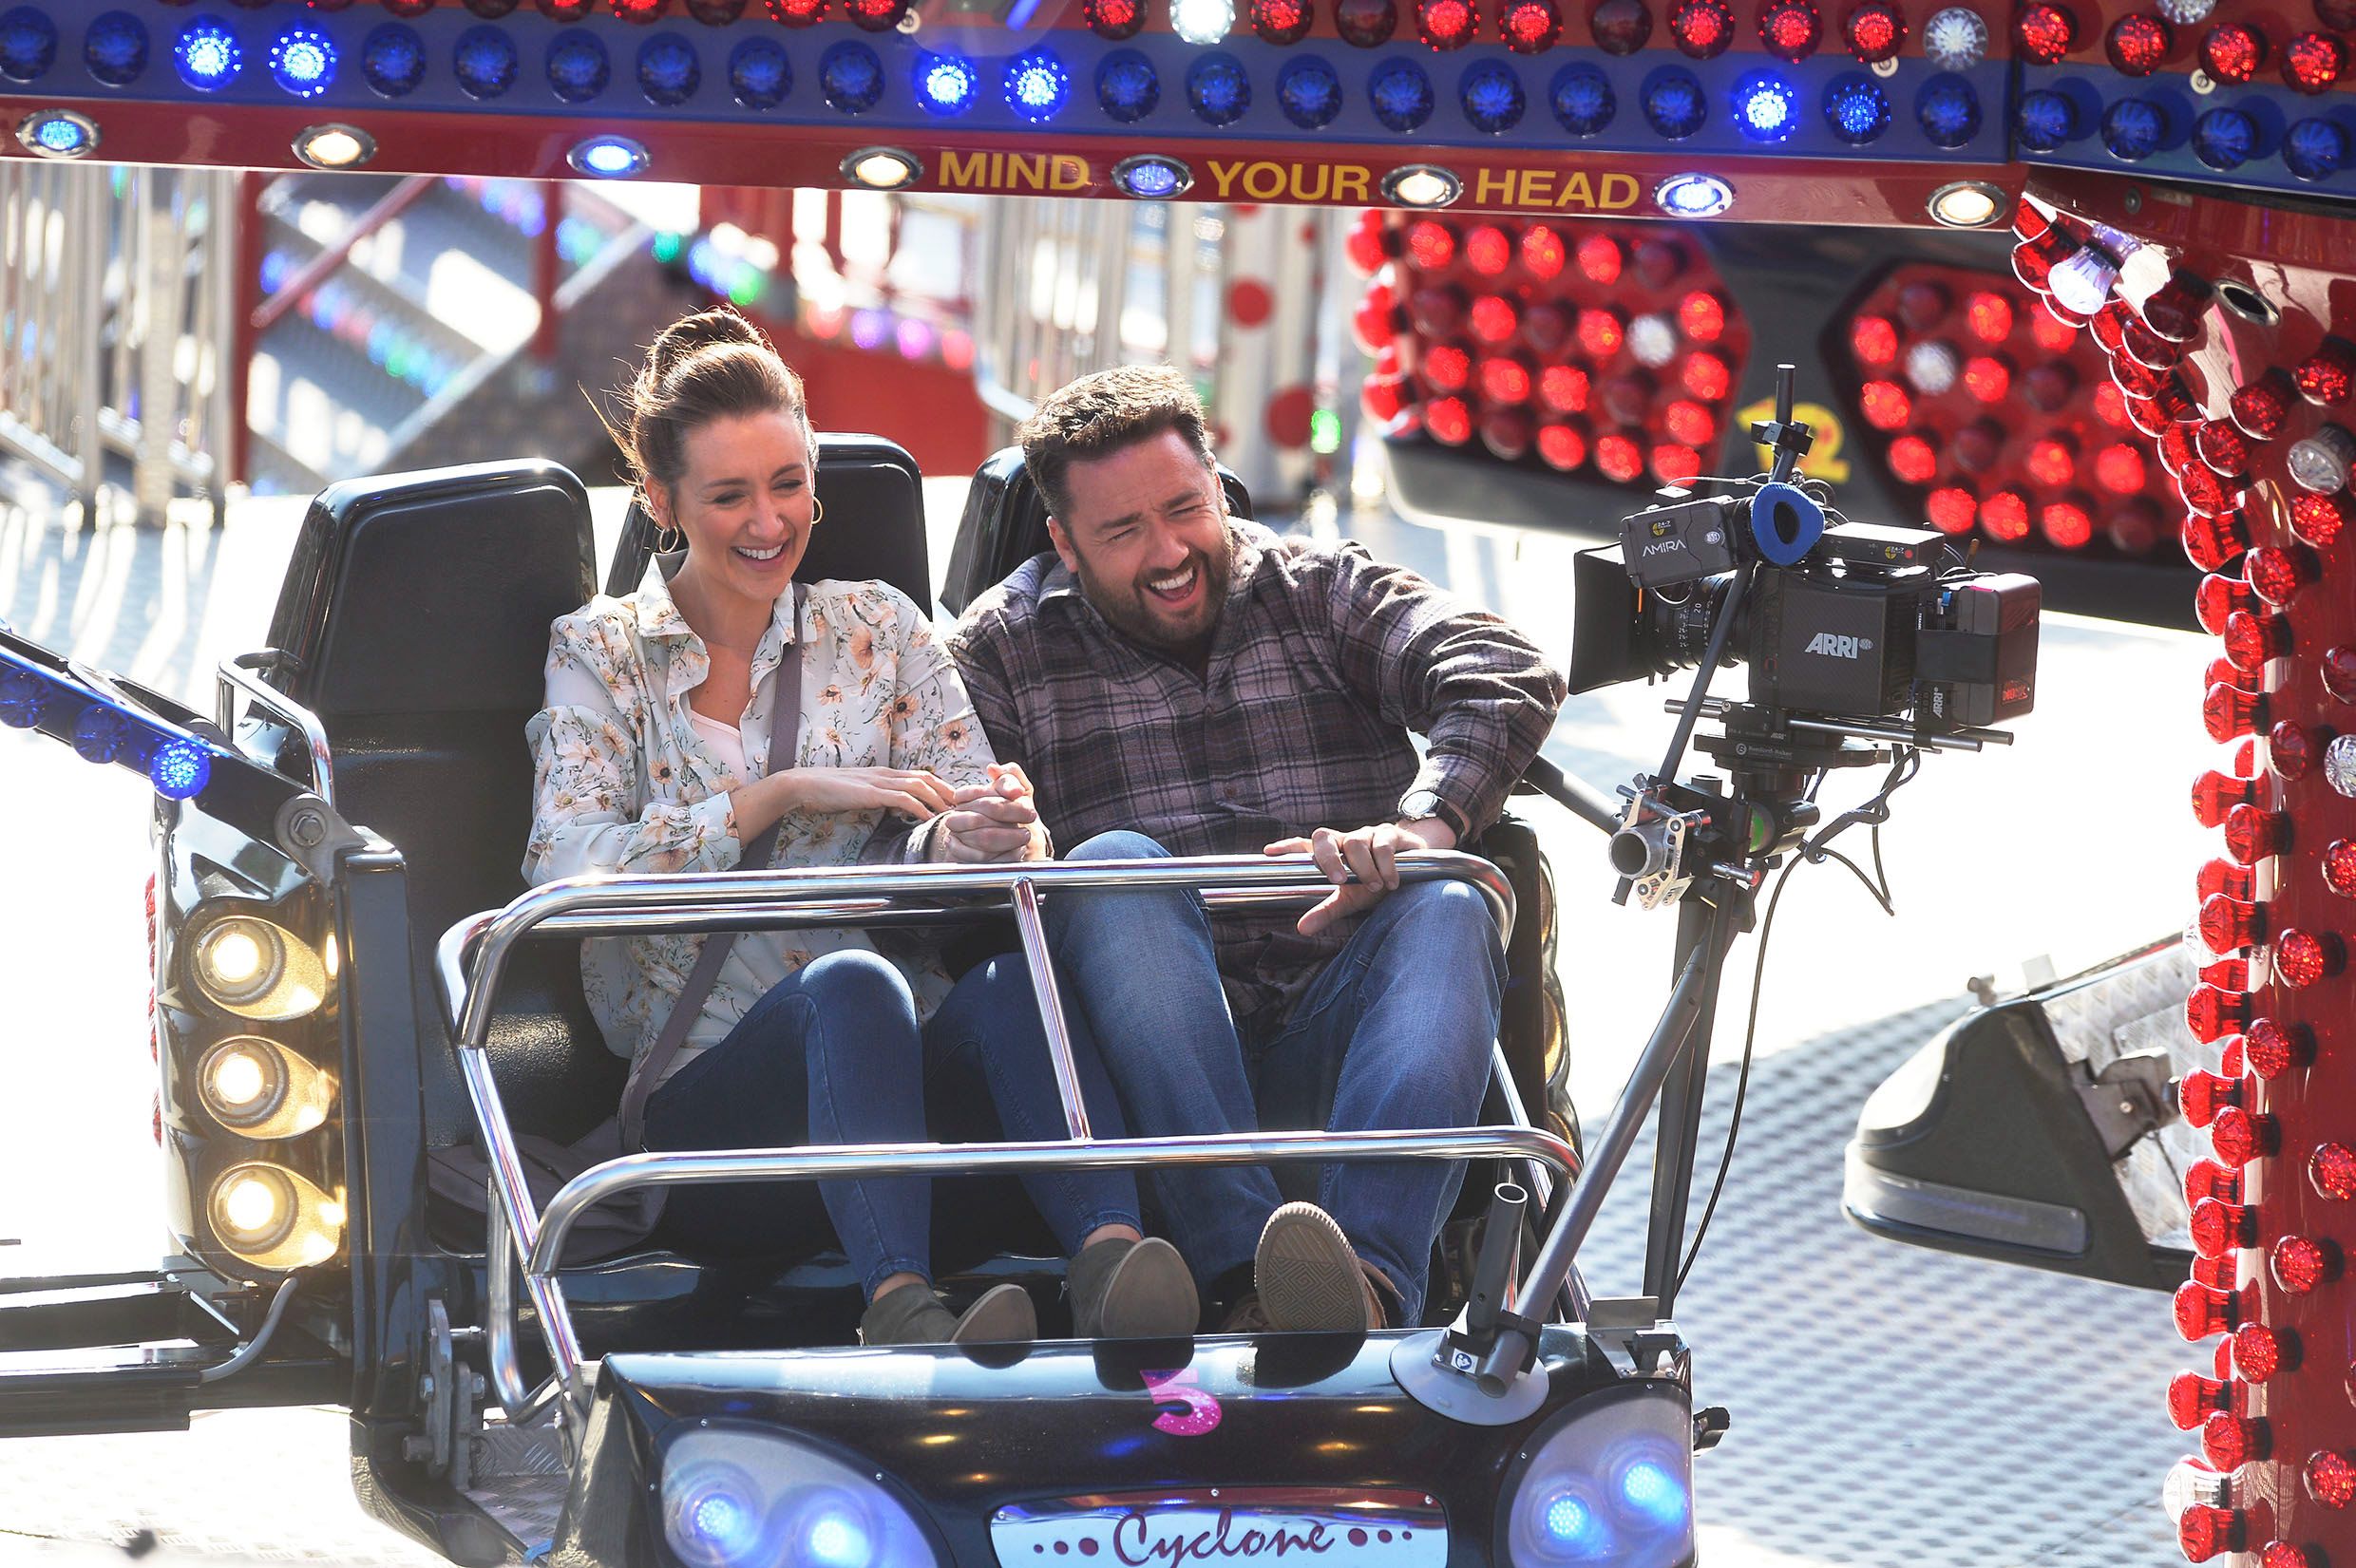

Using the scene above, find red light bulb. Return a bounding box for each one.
[1586,0,1650,48]
[1246,0,1316,36]
[2199,859,2255,902]
[1477,354,1534,406]
[1501,0,1563,52]
[1860,382,1913,432]
[2211,1104,2278,1166]
[1469,294,1521,346]
[2291,491,2356,548]
[1414,0,1479,46]
[1954,419,2004,473]
[2202,957,2252,993]
[1354,293,1406,353]
[2203,683,2269,745]
[2090,441,2142,493]
[1963,354,2012,404]
[2179,1068,2245,1127]
[2270,720,2320,778]
[1757,0,1820,58]
[2232,370,2296,439]
[1423,396,1473,445]
[2187,981,2255,1040]
[2179,1505,2246,1562]
[1682,352,1731,402]
[1463,224,1512,276]
[2325,840,2356,897]
[2271,1235,2339,1294]
[2141,272,2214,345]
[1594,432,1644,483]
[2194,1245,2243,1287]
[1668,0,1736,55]
[1083,0,1148,36]
[2201,22,2266,84]
[1679,292,1728,345]
[1576,307,1624,359]
[2307,1449,2356,1508]
[2015,1,2077,61]
[2245,1018,2314,1078]
[1335,0,1400,44]
[2197,419,2253,480]
[1843,0,1903,59]
[1421,341,1472,393]
[1633,238,1686,290]
[1361,373,1413,424]
[1651,444,1702,484]
[2297,338,2356,405]
[1480,408,1535,463]
[2234,1322,2292,1380]
[610,0,671,17]
[2327,647,2356,704]
[2277,928,2346,988]
[2024,363,2078,414]
[1662,400,1718,447]
[2175,1280,2247,1338]
[1600,370,1654,426]
[1535,420,1588,472]
[2247,545,2320,608]
[1574,233,1623,285]
[1927,487,1978,534]
[2221,802,2288,862]
[2310,1142,2356,1200]
[1523,302,1573,356]
[2105,11,2173,74]
[1519,225,1565,279]
[1404,219,1457,272]
[2193,1197,2258,1256]
[2187,1158,2244,1207]
[1980,490,2031,541]
[1539,364,1589,414]
[2203,1410,2270,1469]
[2192,770,2261,829]
[2267,1542,2317,1568]
[2194,575,2257,635]
[2283,29,2346,92]
[2182,510,2252,573]
[1851,314,1898,366]
[2041,497,2094,550]
[1344,215,1391,277]
[2179,463,2237,517]
[2223,612,2293,677]
[2169,1371,2233,1429]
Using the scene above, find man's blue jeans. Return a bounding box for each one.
[643,949,1146,1299]
[1038,830,1505,1324]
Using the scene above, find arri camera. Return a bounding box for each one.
[1567,366,2042,910]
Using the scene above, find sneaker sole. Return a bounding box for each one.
[1093,1237,1203,1338]
[951,1282,1039,1344]
[1257,1204,1372,1332]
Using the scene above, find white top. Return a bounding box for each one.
[685,709,748,777]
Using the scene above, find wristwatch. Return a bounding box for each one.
[1398,788,1471,841]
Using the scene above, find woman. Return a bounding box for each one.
[523,307,1196,1346]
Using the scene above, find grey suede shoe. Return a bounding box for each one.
[860,1281,1037,1346]
[1068,1237,1201,1338]
[1255,1202,1385,1332]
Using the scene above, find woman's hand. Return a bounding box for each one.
[938,763,1048,863]
[736,766,956,839]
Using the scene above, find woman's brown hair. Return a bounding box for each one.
[601,306,811,518]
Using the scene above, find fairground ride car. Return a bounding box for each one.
[8,0,2356,1561]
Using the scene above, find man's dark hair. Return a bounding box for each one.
[1017,365,1218,520]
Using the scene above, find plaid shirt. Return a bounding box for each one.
[950,521,1566,1026]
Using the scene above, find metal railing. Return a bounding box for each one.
[0,162,238,522]
[433,852,1565,1424]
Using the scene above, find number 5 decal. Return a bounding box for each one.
[1141,1367,1223,1436]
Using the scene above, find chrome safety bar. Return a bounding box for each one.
[215,655,336,807]
[437,852,1516,1420]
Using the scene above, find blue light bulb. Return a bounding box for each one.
[546,31,610,103]
[2193,105,2255,171]
[1116,156,1188,197]
[1095,51,1159,121]
[71,705,128,765]
[2286,116,2347,180]
[729,37,790,108]
[1187,52,1249,123]
[574,136,645,177]
[1542,1491,1606,1552]
[916,51,978,114]
[0,6,56,84]
[0,667,45,728]
[1616,1459,1690,1528]
[2100,96,2162,161]
[86,11,149,87]
[1654,172,1732,216]
[1641,66,1705,139]
[1822,74,1889,143]
[1005,47,1071,121]
[1913,72,1980,147]
[175,17,242,92]
[1460,60,1525,132]
[687,1492,760,1559]
[453,25,519,99]
[2014,87,2075,152]
[636,33,700,105]
[1367,59,1434,131]
[803,1507,872,1568]
[361,24,425,97]
[149,737,212,801]
[1277,56,1340,128]
[822,40,884,112]
[32,115,90,155]
[1731,69,1796,142]
[270,28,335,98]
[1550,64,1613,135]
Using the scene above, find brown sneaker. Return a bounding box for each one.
[861,1281,1037,1346]
[1254,1202,1384,1332]
[1069,1237,1202,1338]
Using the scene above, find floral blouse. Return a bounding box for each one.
[523,563,995,1084]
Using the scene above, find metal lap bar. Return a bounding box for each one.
[215,656,336,806]
[441,853,1514,1418]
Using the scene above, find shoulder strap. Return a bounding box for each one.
[618,583,806,1150]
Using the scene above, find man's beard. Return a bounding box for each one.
[1070,534,1234,656]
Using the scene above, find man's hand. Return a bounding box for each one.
[940,762,1048,863]
[1264,815,1455,935]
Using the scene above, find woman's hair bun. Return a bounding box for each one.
[645,306,767,384]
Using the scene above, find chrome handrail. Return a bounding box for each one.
[441,852,1517,1420]
[215,655,335,807]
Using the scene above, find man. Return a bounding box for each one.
[948,365,1565,1332]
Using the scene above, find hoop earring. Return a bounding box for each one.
[810,497,826,525]
[654,521,685,553]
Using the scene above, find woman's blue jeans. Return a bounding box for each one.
[641,948,1145,1299]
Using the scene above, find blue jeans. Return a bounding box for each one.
[1039,830,1504,1325]
[641,948,1146,1298]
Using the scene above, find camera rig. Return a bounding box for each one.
[1416,367,2042,1410]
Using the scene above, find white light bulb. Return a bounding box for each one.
[1905,339,1961,395]
[1628,314,1678,368]
[221,1176,284,1237]
[1923,6,1988,68]
[206,929,264,986]
[1172,0,1234,42]
[212,1048,269,1110]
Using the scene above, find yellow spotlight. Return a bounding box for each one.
[197,1036,334,1139]
[293,123,375,170]
[1379,164,1463,209]
[841,147,922,191]
[209,1162,344,1271]
[1928,179,2007,229]
[187,911,328,1022]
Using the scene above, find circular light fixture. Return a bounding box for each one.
[294,123,376,169]
[1654,172,1733,217]
[842,145,922,189]
[1172,0,1236,44]
[187,911,327,1022]
[1380,163,1462,207]
[214,1165,294,1249]
[15,107,97,159]
[269,26,337,99]
[568,133,650,177]
[1112,153,1192,197]
[1927,179,2005,227]
[200,1038,289,1130]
